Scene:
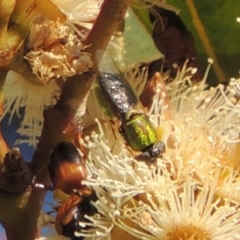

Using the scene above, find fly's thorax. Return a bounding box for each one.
[121,113,157,152]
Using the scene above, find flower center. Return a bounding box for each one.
[167,225,210,240]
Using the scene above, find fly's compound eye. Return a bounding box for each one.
[48,141,88,195]
[148,141,166,159]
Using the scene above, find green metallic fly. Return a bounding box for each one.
[95,63,165,159]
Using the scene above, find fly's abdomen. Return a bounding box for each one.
[98,72,138,118]
[122,114,157,152]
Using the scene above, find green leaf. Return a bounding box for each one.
[159,0,240,84]
[127,1,240,85]
[123,9,162,64]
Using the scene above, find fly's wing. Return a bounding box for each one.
[81,51,123,128]
[98,49,149,98]
[97,50,143,117]
[124,62,148,97]
[82,51,149,128]
[82,86,107,128]
[97,49,117,74]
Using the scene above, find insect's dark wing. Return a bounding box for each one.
[98,72,140,117]
[48,142,88,195]
[149,7,200,80]
[49,142,83,165]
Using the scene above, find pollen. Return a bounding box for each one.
[167,225,210,240]
[25,15,93,83]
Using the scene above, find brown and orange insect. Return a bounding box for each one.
[55,191,97,239]
[48,141,88,195]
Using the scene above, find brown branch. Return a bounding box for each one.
[58,0,129,117]
[1,1,131,239]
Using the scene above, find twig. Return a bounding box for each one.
[58,0,129,118]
